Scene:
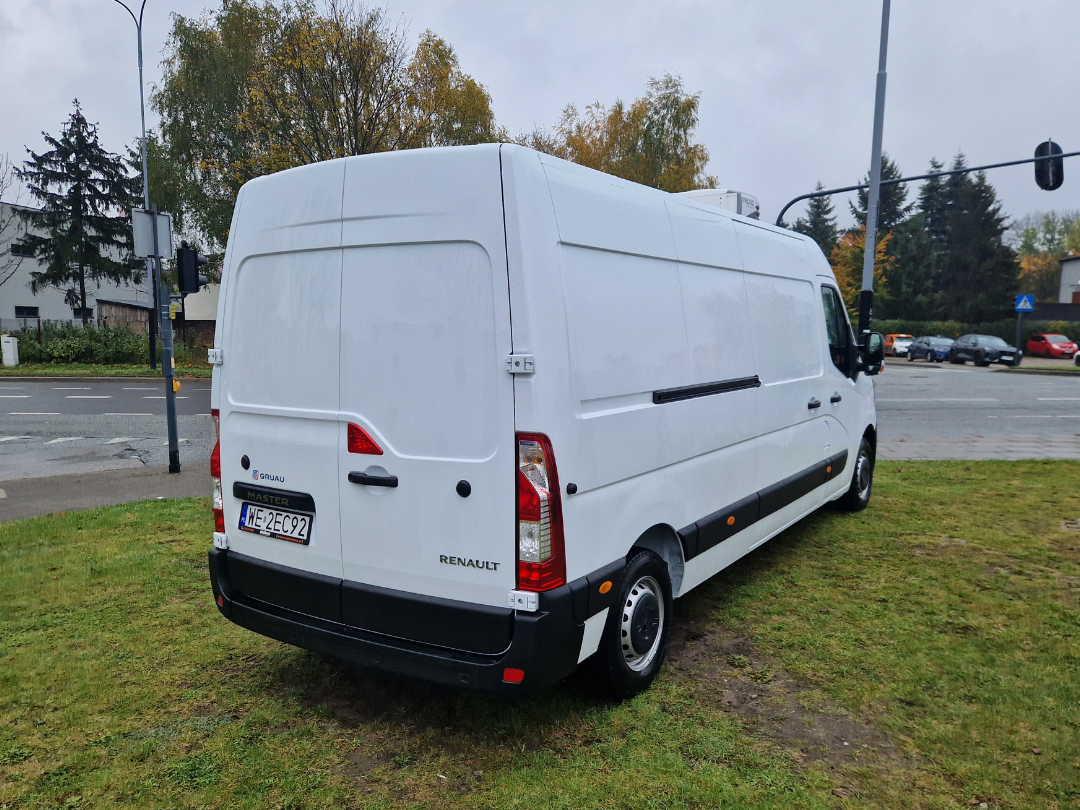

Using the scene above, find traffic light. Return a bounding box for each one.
[176,242,208,295]
[1035,140,1064,191]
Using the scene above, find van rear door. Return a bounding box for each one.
[217,160,346,584]
[335,147,517,616]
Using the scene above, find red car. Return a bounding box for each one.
[1026,334,1078,359]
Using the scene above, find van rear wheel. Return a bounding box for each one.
[590,550,672,698]
[836,437,874,512]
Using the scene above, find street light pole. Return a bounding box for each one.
[112,0,182,473]
[859,0,891,343]
[111,0,157,370]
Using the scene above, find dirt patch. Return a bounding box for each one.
[666,617,902,769]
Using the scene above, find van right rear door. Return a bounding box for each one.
[334,147,517,616]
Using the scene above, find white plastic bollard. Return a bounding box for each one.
[1,335,19,367]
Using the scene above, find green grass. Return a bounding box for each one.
[0,363,212,378]
[1,462,1078,808]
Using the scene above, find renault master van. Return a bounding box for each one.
[207,144,882,697]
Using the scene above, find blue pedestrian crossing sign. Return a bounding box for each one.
[1015,294,1034,312]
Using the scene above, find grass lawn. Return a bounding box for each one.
[0,363,212,378]
[1,462,1077,809]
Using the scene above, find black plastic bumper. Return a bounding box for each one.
[208,548,622,695]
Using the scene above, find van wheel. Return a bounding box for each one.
[591,550,672,699]
[837,437,874,512]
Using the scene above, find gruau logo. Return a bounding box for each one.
[252,469,285,483]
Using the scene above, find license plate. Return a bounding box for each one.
[239,502,312,544]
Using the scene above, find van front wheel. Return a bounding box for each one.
[836,437,874,512]
[591,550,672,699]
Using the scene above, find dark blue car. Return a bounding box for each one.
[907,335,954,362]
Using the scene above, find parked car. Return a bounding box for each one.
[884,333,914,356]
[907,335,954,362]
[1025,333,1078,359]
[949,334,1018,366]
[206,144,883,697]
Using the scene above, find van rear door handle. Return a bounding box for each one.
[830,393,842,403]
[807,398,822,410]
[348,472,398,488]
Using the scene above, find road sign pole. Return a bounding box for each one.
[1015,311,1024,367]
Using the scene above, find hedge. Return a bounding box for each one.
[5,322,192,365]
[873,319,1080,346]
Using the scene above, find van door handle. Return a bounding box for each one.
[830,392,842,403]
[348,472,398,488]
[807,398,822,410]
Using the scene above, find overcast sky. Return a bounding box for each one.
[2,0,1078,229]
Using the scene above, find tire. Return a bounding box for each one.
[907,351,914,362]
[925,351,934,362]
[591,550,673,699]
[949,351,963,364]
[974,351,989,367]
[836,436,874,512]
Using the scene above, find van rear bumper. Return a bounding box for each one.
[208,548,615,695]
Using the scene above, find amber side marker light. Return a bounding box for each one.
[827,465,833,474]
[726,515,736,526]
[598,580,612,595]
[502,668,525,684]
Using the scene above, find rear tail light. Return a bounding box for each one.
[516,433,565,592]
[347,423,383,455]
[210,409,224,533]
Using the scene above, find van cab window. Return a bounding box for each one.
[820,285,852,375]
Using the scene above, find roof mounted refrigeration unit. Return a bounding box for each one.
[677,189,760,219]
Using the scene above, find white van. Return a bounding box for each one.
[207,144,883,697]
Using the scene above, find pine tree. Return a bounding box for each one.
[793,182,839,257]
[17,101,141,324]
[851,152,911,235]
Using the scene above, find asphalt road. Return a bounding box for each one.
[2,362,1078,484]
[0,379,214,479]
[875,358,1080,458]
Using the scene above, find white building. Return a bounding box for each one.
[1059,253,1080,304]
[0,201,151,332]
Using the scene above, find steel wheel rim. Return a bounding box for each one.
[620,575,665,672]
[856,451,872,499]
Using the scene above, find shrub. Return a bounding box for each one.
[7,322,151,365]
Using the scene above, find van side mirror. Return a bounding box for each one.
[860,332,885,376]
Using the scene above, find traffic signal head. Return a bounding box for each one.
[1035,140,1064,191]
[177,243,209,295]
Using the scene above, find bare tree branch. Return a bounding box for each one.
[0,154,26,290]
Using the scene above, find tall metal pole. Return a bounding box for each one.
[858,0,891,342]
[113,0,181,472]
[112,0,156,369]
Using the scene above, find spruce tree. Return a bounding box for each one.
[793,182,839,257]
[17,101,141,324]
[935,154,1016,322]
[917,158,950,246]
[851,152,911,234]
[880,214,943,320]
